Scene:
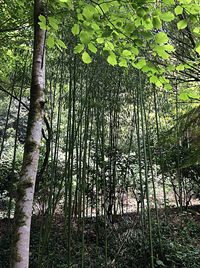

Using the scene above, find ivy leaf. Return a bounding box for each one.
[174,6,183,15]
[74,44,84,53]
[46,36,55,48]
[107,53,117,66]
[155,32,169,44]
[88,43,97,53]
[177,20,187,30]
[82,51,92,64]
[72,24,80,35]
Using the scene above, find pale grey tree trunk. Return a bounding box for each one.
[11,0,45,267]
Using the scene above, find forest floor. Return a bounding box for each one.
[1,205,200,268]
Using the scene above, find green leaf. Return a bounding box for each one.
[152,17,162,29]
[141,65,152,72]
[91,22,100,31]
[122,50,131,58]
[77,13,84,21]
[150,75,159,84]
[188,92,200,99]
[142,17,153,30]
[150,76,162,87]
[177,19,187,30]
[125,22,135,34]
[176,64,185,71]
[193,27,200,36]
[88,43,97,53]
[38,15,47,30]
[160,11,175,22]
[155,32,169,44]
[162,0,175,5]
[102,26,113,38]
[104,41,114,51]
[155,80,162,87]
[80,30,92,44]
[179,93,189,100]
[82,51,92,64]
[131,47,139,55]
[96,37,104,44]
[164,83,172,90]
[174,5,183,15]
[56,39,66,49]
[163,44,175,52]
[119,58,128,67]
[186,3,200,15]
[136,8,147,17]
[46,36,55,48]
[82,5,95,20]
[38,22,47,30]
[107,53,117,66]
[49,17,59,31]
[74,44,84,53]
[72,24,80,35]
[154,46,170,59]
[179,0,191,3]
[59,0,73,8]
[39,15,46,24]
[101,3,110,13]
[135,58,146,69]
[195,44,200,54]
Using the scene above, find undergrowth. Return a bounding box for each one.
[1,206,200,267]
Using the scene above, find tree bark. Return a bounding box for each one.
[11,0,45,267]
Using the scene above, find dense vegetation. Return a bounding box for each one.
[0,0,200,267]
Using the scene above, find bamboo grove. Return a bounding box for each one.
[1,0,200,267]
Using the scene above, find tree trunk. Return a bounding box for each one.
[11,0,45,267]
